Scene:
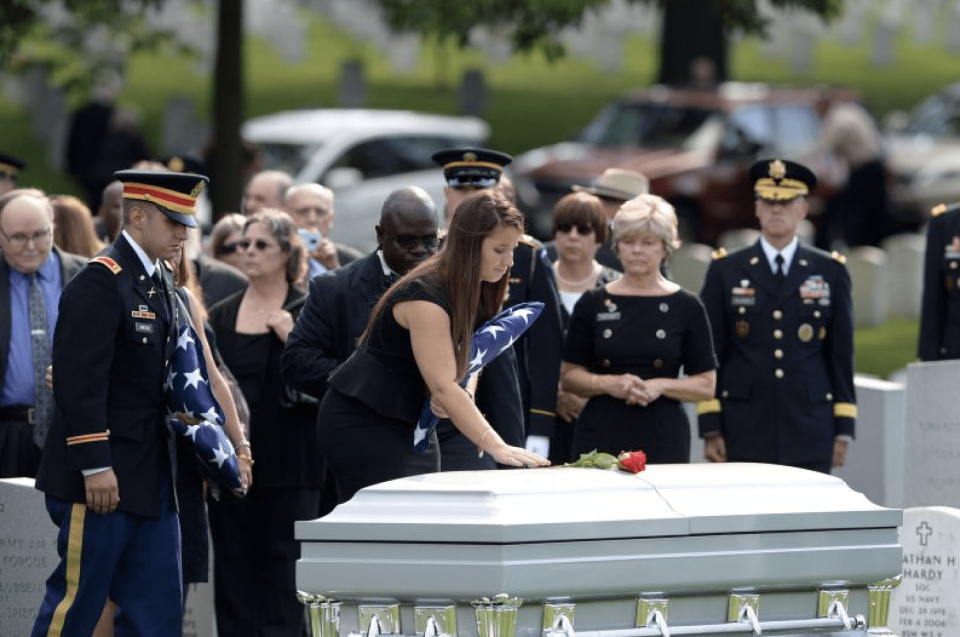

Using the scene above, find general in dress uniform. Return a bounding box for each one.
[918,201,960,361]
[697,159,856,474]
[32,170,207,636]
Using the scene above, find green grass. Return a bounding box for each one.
[854,319,920,379]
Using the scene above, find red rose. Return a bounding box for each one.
[617,450,646,474]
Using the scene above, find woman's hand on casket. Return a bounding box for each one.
[488,442,551,468]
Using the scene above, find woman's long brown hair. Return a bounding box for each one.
[359,191,524,381]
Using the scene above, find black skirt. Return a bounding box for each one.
[318,388,439,504]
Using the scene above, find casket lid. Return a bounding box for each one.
[297,463,899,544]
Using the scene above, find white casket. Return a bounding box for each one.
[296,464,903,637]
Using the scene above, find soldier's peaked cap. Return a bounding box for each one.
[432,148,512,188]
[114,169,208,228]
[750,158,817,202]
[0,153,26,177]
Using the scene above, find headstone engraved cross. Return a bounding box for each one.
[890,507,960,637]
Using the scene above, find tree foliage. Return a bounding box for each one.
[0,0,190,98]
[375,0,843,63]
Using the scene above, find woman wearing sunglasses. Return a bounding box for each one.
[206,209,323,637]
[548,191,621,463]
[560,194,717,465]
[209,212,247,271]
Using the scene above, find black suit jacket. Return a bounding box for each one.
[192,253,247,310]
[697,240,856,465]
[282,252,387,400]
[36,235,180,517]
[0,246,86,394]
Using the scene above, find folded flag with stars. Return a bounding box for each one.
[165,317,244,493]
[413,301,544,452]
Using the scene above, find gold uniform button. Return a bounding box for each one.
[773,329,783,340]
[814,310,822,319]
[653,359,663,368]
[774,349,784,359]
[142,337,148,344]
[738,306,746,315]
[774,369,784,379]
[952,262,958,270]
[721,390,729,398]
[602,328,612,339]
[772,310,783,320]
[826,392,833,401]
[601,359,612,368]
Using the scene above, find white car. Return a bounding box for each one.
[243,109,490,252]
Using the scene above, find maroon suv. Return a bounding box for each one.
[512,83,847,246]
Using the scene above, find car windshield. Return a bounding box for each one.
[578,102,716,149]
[904,89,960,137]
[257,142,321,176]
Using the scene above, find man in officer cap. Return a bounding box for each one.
[32,169,208,635]
[432,148,564,465]
[697,158,856,474]
[0,153,26,196]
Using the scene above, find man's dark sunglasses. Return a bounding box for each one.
[556,222,595,236]
[385,231,440,250]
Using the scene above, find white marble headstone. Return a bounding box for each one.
[0,478,58,636]
[890,506,960,637]
[903,359,960,508]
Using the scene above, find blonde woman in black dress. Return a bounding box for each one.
[560,194,717,462]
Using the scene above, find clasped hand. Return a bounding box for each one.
[608,373,661,407]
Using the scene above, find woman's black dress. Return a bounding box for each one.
[564,287,716,463]
[318,279,444,503]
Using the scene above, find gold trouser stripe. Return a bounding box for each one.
[834,403,858,419]
[696,399,721,415]
[48,504,86,636]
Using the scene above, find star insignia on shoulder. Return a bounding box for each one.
[931,203,948,217]
[711,247,728,260]
[831,250,847,264]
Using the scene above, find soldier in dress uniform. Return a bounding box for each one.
[31,169,208,636]
[432,148,564,463]
[919,201,960,361]
[0,153,26,196]
[696,158,856,474]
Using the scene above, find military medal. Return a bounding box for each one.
[818,326,827,340]
[736,321,749,338]
[798,323,814,342]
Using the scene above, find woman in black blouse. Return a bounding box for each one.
[206,209,320,637]
[561,194,717,463]
[318,192,550,504]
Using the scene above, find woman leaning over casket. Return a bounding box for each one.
[317,191,550,504]
[560,194,717,463]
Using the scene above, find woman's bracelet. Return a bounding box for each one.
[235,440,251,451]
[477,428,494,458]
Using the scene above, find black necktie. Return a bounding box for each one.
[152,269,168,315]
[774,253,785,284]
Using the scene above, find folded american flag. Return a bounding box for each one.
[165,318,243,493]
[413,301,544,452]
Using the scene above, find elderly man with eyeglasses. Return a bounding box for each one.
[0,190,86,478]
[282,183,363,279]
[281,186,441,494]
